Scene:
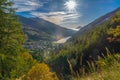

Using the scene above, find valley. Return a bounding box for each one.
[20,7,120,79]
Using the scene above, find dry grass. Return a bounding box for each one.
[71,53,120,80]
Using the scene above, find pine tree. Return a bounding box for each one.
[0,0,26,79]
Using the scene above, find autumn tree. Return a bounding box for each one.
[22,63,58,80]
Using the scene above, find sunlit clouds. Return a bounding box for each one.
[31,11,81,28]
[14,0,82,29]
[14,0,120,29]
[14,0,42,12]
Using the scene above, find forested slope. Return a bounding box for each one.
[48,9,120,80]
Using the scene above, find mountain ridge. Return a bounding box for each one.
[18,15,76,41]
[70,7,120,40]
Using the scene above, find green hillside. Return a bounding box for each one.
[48,9,120,80]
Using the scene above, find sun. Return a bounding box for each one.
[65,0,77,11]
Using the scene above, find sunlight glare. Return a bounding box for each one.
[65,0,77,11]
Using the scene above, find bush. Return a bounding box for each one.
[22,63,58,80]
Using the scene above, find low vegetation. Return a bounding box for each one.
[72,53,120,80]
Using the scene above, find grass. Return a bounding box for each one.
[71,53,120,80]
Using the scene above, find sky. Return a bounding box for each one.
[14,0,120,29]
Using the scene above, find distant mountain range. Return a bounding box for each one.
[18,16,76,42]
[18,15,76,50]
[76,26,82,29]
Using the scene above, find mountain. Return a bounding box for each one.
[76,26,82,29]
[71,7,120,39]
[18,16,76,50]
[18,16,76,42]
[49,7,120,79]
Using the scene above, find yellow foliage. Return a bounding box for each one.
[22,52,33,61]
[96,61,106,68]
[22,63,58,80]
[108,26,120,37]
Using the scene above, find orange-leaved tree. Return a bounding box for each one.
[22,63,58,80]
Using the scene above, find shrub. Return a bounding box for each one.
[22,63,58,80]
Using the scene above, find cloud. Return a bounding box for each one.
[14,0,42,12]
[14,0,82,28]
[31,11,82,28]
